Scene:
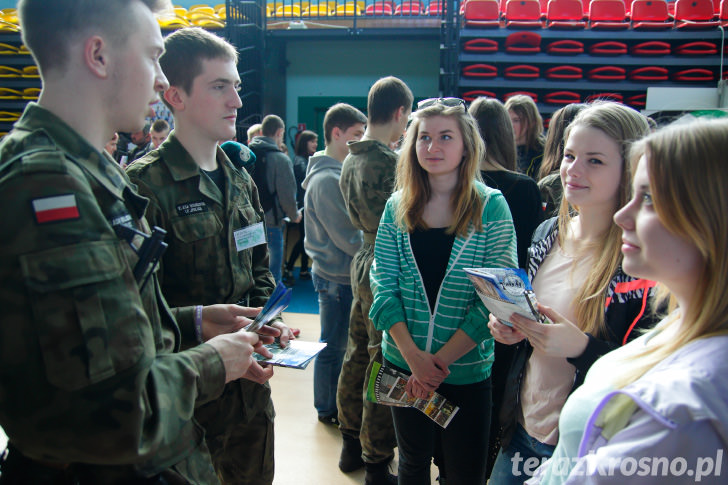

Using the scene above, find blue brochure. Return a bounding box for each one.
[244,281,293,333]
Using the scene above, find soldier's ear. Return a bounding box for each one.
[84,35,109,79]
[164,87,185,112]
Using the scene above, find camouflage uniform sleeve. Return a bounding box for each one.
[0,166,225,464]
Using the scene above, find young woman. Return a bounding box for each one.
[504,95,545,179]
[488,102,657,484]
[528,118,728,484]
[537,103,587,218]
[283,130,318,285]
[369,98,517,484]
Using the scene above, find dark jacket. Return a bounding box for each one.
[247,136,298,227]
[499,217,658,449]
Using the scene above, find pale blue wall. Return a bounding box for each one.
[285,38,439,128]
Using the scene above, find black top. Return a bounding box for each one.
[202,166,226,196]
[411,227,455,313]
[516,145,544,180]
[481,169,542,269]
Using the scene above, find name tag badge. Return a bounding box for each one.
[234,222,266,252]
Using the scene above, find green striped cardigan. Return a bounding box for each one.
[369,181,517,385]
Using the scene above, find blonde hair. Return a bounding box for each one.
[395,102,484,236]
[557,102,651,337]
[616,118,728,387]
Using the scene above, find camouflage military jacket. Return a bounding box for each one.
[340,139,397,242]
[0,104,224,482]
[126,133,275,308]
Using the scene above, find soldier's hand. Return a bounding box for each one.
[242,360,274,385]
[207,330,273,383]
[201,304,261,340]
[268,320,296,348]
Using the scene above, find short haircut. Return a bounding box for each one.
[19,0,171,74]
[247,123,262,143]
[160,27,238,111]
[367,76,414,125]
[323,103,367,145]
[261,115,285,138]
[151,119,170,133]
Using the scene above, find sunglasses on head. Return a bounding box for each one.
[417,97,467,110]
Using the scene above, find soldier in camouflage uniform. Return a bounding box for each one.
[0,2,276,484]
[126,28,294,485]
[337,77,413,485]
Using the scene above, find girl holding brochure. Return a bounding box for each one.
[488,102,658,484]
[528,117,728,484]
[369,97,517,484]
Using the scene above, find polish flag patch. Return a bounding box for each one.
[32,194,80,224]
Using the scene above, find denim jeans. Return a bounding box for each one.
[385,359,492,485]
[489,423,556,485]
[312,272,353,417]
[267,225,284,284]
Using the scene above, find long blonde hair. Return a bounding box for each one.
[557,102,651,337]
[615,118,728,387]
[395,102,484,236]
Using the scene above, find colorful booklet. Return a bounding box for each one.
[366,362,459,429]
[244,281,293,333]
[254,340,327,369]
[464,267,543,327]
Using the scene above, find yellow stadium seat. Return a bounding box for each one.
[22,88,40,100]
[22,65,39,78]
[334,4,361,14]
[0,66,22,77]
[0,88,22,99]
[304,4,330,15]
[276,5,302,16]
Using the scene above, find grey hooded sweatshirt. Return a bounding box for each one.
[302,154,362,285]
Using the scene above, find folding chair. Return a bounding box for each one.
[504,31,542,53]
[674,0,720,28]
[546,0,587,28]
[630,0,674,29]
[463,0,501,27]
[505,0,545,28]
[589,0,629,28]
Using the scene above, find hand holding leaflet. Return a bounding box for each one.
[465,268,545,327]
[244,281,292,333]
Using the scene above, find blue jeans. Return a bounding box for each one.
[385,359,492,485]
[490,423,556,485]
[312,273,353,417]
[267,225,284,284]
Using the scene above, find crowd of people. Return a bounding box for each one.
[1,1,728,485]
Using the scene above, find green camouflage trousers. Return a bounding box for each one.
[195,379,275,485]
[336,248,396,464]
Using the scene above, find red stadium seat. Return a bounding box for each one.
[505,0,545,28]
[365,3,394,15]
[672,68,715,81]
[463,38,499,52]
[462,63,498,78]
[584,92,623,102]
[674,41,718,54]
[546,0,587,28]
[545,39,584,54]
[630,0,674,29]
[394,0,423,15]
[589,0,629,28]
[544,90,581,104]
[462,90,498,101]
[545,65,583,79]
[630,40,672,55]
[427,1,445,15]
[674,0,720,28]
[630,66,669,81]
[505,31,542,53]
[463,0,501,27]
[720,0,728,24]
[589,40,628,55]
[504,64,541,78]
[587,65,626,80]
[626,93,647,108]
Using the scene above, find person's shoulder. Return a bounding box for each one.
[125,149,164,181]
[0,130,77,181]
